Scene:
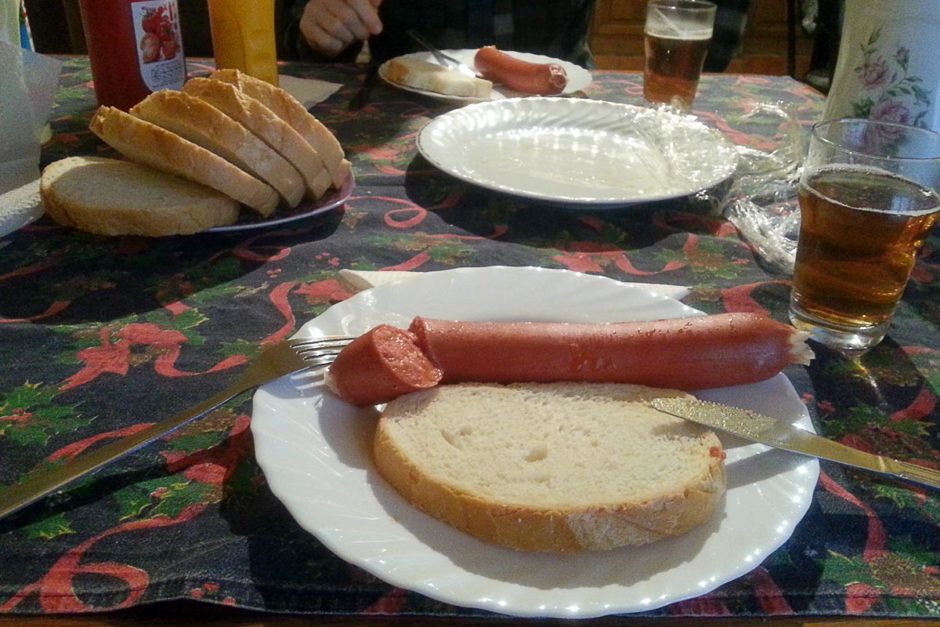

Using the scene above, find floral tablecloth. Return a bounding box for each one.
[0,58,938,619]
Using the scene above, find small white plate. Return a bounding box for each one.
[416,98,739,207]
[250,266,819,619]
[378,49,592,103]
[207,172,354,233]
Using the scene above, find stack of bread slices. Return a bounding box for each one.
[40,70,351,236]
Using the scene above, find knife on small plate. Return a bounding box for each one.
[650,397,940,491]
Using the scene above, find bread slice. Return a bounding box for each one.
[40,156,239,236]
[209,69,350,191]
[384,57,493,99]
[130,90,305,208]
[182,77,328,199]
[373,382,726,552]
[89,106,279,216]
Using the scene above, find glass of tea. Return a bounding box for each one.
[643,0,716,111]
[789,118,940,353]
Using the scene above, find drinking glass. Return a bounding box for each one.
[643,0,716,111]
[788,118,940,353]
[207,0,278,85]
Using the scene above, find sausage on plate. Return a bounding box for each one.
[409,313,812,390]
[473,46,568,95]
[327,313,812,406]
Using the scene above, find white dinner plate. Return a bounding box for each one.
[207,172,354,233]
[416,99,739,207]
[378,49,592,103]
[250,266,819,618]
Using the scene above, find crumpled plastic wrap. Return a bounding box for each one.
[640,102,805,277]
[720,101,806,275]
[619,104,741,200]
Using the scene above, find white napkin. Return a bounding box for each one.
[0,179,42,238]
[337,268,690,300]
[278,74,342,108]
[0,44,61,192]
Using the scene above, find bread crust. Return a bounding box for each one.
[373,382,726,553]
[183,77,328,199]
[40,156,239,236]
[89,105,279,216]
[210,69,350,190]
[131,90,305,208]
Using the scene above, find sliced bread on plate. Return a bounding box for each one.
[182,77,329,199]
[130,90,305,208]
[89,105,279,216]
[373,382,726,553]
[209,69,351,190]
[40,156,239,236]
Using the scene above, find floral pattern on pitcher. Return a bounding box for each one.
[850,28,932,128]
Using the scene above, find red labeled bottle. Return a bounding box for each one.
[79,0,186,110]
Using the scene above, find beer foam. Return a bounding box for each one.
[645,9,713,40]
[644,27,713,40]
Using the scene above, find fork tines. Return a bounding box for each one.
[289,336,354,368]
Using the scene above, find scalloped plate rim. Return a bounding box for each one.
[250,266,819,618]
[415,99,738,207]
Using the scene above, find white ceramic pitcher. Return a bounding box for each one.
[823,0,940,132]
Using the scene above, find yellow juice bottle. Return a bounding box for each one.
[207,0,277,85]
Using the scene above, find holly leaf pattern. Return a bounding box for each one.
[0,383,91,446]
[21,513,76,541]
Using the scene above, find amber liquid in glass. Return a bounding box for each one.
[791,166,940,329]
[643,33,710,109]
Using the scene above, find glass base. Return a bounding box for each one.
[788,300,890,354]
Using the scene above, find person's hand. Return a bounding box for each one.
[299,0,383,58]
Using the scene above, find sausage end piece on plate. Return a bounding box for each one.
[326,325,442,407]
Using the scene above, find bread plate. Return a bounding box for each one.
[378,49,592,103]
[207,171,354,232]
[250,266,819,618]
[416,98,739,208]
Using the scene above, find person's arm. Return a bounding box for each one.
[282,0,382,61]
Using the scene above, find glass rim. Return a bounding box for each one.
[811,117,940,162]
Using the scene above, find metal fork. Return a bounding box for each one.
[0,336,355,522]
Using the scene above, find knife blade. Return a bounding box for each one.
[406,29,480,78]
[347,61,380,111]
[650,397,940,491]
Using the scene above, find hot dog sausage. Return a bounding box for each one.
[326,325,442,407]
[409,313,812,390]
[473,46,568,95]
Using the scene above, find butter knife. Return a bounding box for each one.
[405,29,479,77]
[650,397,940,491]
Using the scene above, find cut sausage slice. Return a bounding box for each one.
[325,325,442,407]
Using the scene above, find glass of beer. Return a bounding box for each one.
[643,0,716,111]
[789,118,940,353]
